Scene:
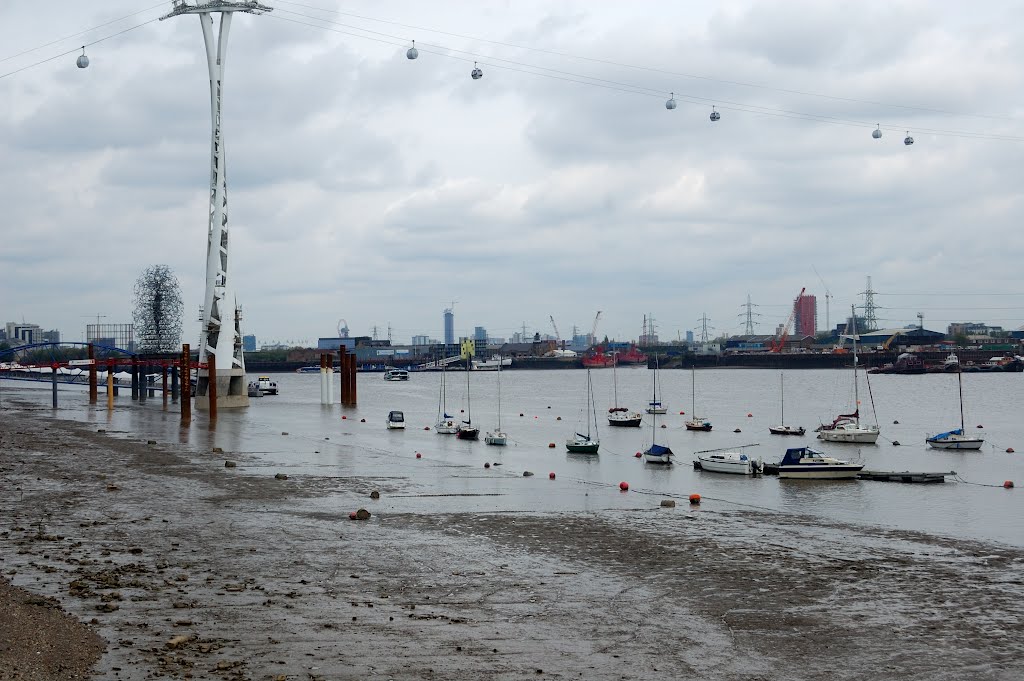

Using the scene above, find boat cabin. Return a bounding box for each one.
[781,447,832,466]
[387,411,405,423]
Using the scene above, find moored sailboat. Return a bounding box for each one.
[643,373,673,464]
[456,346,479,440]
[484,358,508,446]
[607,352,642,428]
[768,373,805,436]
[685,367,712,431]
[435,360,458,434]
[926,372,984,450]
[567,369,600,454]
[817,306,880,444]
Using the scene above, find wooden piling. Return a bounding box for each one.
[87,344,97,404]
[51,363,58,409]
[131,358,139,400]
[180,344,191,424]
[162,364,168,408]
[339,346,349,407]
[106,361,114,410]
[207,354,217,422]
[347,352,357,405]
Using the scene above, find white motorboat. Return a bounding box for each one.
[386,410,406,430]
[775,447,864,479]
[473,355,512,371]
[818,306,880,444]
[257,375,278,395]
[695,447,761,475]
[927,372,984,450]
[384,368,409,381]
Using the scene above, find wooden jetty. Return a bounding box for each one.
[856,470,956,484]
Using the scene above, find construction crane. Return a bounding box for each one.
[770,287,805,352]
[812,265,832,333]
[549,315,561,343]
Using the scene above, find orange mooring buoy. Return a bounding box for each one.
[619,481,629,491]
[689,493,701,505]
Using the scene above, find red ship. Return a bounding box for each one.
[581,351,614,368]
[580,344,648,368]
[615,344,648,365]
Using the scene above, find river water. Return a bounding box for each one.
[5,367,1022,547]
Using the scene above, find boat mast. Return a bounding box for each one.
[496,359,502,430]
[438,359,446,422]
[851,304,860,426]
[465,353,472,425]
[691,366,696,415]
[958,371,965,433]
[612,351,619,407]
[651,354,658,441]
[780,372,785,425]
[588,369,599,441]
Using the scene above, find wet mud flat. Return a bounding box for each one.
[1,403,1023,680]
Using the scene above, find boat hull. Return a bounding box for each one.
[386,422,405,430]
[818,428,879,444]
[608,414,642,427]
[456,426,479,440]
[926,437,984,450]
[686,422,712,432]
[643,452,672,464]
[484,432,507,446]
[769,425,805,436]
[645,407,667,415]
[566,441,599,454]
[435,421,458,434]
[696,454,757,475]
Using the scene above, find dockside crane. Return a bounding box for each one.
[770,287,805,352]
[549,315,562,345]
[812,265,832,333]
[590,311,602,344]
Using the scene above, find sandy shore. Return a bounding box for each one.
[1,400,1023,680]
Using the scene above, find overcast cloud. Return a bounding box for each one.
[2,0,1022,346]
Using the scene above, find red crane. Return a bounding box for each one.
[770,287,806,352]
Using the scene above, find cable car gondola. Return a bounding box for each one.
[471,62,482,80]
[709,106,720,122]
[76,47,89,69]
[872,124,882,139]
[665,93,676,110]
[904,131,914,146]
[406,40,418,60]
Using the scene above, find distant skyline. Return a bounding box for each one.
[2,1,1023,346]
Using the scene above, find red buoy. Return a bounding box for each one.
[660,424,667,429]
[634,452,642,458]
[747,413,752,418]
[547,442,555,448]
[415,452,421,459]
[549,472,556,479]
[1004,480,1015,489]
[689,494,701,505]
[619,481,629,491]
[349,511,358,520]
[342,415,347,420]
[679,411,685,415]
[424,426,430,430]
[1007,448,1015,453]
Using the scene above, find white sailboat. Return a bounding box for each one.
[768,373,805,436]
[607,352,642,427]
[435,360,458,434]
[643,359,673,464]
[484,359,508,446]
[926,372,984,450]
[566,369,600,454]
[685,367,712,431]
[817,306,880,444]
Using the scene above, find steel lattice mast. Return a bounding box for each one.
[160,1,272,409]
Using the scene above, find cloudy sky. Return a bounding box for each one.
[2,0,1022,347]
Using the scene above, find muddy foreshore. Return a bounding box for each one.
[1,400,1022,680]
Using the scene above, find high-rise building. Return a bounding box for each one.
[474,326,487,349]
[685,330,694,343]
[794,294,818,337]
[242,334,257,352]
[443,308,454,346]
